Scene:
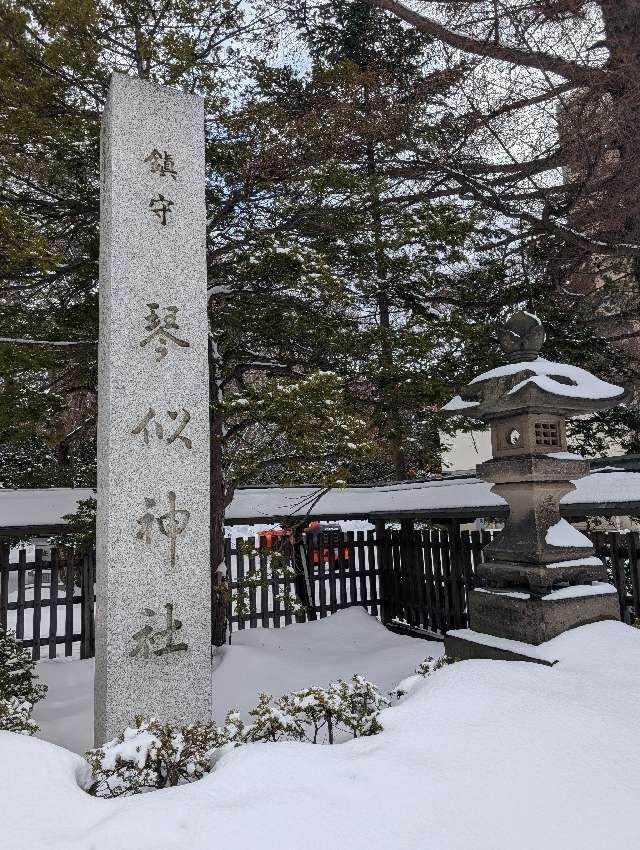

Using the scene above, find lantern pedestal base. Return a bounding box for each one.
[445,586,620,661]
[477,557,609,595]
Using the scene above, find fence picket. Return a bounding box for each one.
[248,540,258,629]
[236,538,246,631]
[302,536,317,620]
[327,534,338,615]
[356,531,367,608]
[366,530,379,616]
[430,530,445,633]
[283,541,293,627]
[447,523,464,629]
[80,553,91,659]
[271,545,281,628]
[48,550,59,659]
[16,548,26,642]
[420,531,436,632]
[346,531,357,607]
[337,534,348,609]
[629,532,640,622]
[0,544,8,633]
[32,549,43,660]
[260,545,269,629]
[64,551,75,656]
[317,538,328,618]
[412,531,427,631]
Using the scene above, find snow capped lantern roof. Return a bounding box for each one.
[442,311,628,421]
[470,357,624,401]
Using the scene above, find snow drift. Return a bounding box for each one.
[2,619,639,850]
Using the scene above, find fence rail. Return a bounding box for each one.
[2,527,639,659]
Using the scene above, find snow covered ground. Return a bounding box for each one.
[4,617,639,850]
[32,608,438,754]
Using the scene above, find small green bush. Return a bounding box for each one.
[86,675,388,797]
[0,630,47,735]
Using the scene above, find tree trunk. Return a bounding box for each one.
[364,93,408,480]
[209,337,228,646]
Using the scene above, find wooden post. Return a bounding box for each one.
[32,549,43,660]
[80,552,95,660]
[0,543,9,633]
[292,530,316,621]
[63,550,75,657]
[48,549,59,659]
[400,519,415,626]
[16,548,26,642]
[629,532,640,622]
[375,519,391,625]
[447,520,464,629]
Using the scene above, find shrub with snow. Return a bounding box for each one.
[325,675,388,738]
[0,630,47,735]
[275,676,389,744]
[390,654,453,701]
[244,692,306,743]
[0,696,39,735]
[85,711,243,797]
[86,676,388,796]
[415,655,453,677]
[279,685,339,743]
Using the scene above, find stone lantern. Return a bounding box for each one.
[442,311,627,661]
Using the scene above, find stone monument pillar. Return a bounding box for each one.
[95,73,211,743]
[442,312,627,662]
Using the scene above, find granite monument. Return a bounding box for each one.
[95,74,211,743]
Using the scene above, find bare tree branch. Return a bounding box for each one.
[365,0,611,87]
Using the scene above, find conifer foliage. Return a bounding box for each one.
[0,630,47,734]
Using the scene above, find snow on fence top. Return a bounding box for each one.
[3,467,640,529]
[469,357,625,401]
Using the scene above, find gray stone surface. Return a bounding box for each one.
[467,587,619,645]
[95,73,211,744]
[444,632,557,666]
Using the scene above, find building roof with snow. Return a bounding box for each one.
[2,459,640,532]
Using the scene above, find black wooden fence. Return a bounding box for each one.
[373,527,640,633]
[2,527,639,659]
[0,545,95,660]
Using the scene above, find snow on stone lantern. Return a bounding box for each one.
[441,311,628,661]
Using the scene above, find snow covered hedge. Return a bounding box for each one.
[85,714,243,797]
[86,675,388,797]
[390,655,453,702]
[0,630,47,735]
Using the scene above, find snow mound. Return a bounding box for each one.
[3,621,640,850]
[212,608,436,721]
[545,518,592,548]
[33,608,439,753]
